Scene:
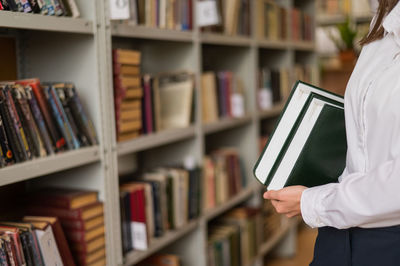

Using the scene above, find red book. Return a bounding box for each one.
[0,226,25,266]
[16,78,65,150]
[71,235,105,254]
[120,183,149,250]
[27,202,104,221]
[29,187,98,209]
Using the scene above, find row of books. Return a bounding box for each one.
[0,80,98,168]
[292,8,314,42]
[113,48,194,142]
[201,71,246,124]
[201,0,251,36]
[119,147,245,253]
[257,68,290,110]
[0,188,105,266]
[111,0,193,31]
[203,148,246,211]
[256,0,288,41]
[317,0,351,16]
[293,64,319,85]
[207,207,263,266]
[119,166,202,253]
[0,0,80,17]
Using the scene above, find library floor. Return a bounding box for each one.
[265,223,318,266]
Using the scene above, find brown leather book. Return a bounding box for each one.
[27,202,104,221]
[29,187,98,209]
[64,224,105,243]
[60,215,104,231]
[113,49,141,65]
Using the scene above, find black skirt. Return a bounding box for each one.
[310,225,400,266]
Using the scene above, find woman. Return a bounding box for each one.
[263,0,400,265]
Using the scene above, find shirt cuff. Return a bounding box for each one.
[301,186,327,228]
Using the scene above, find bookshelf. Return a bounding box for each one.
[0,0,317,265]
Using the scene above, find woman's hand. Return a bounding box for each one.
[263,186,307,218]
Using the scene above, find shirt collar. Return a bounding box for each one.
[382,1,400,36]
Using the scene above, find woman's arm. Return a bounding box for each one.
[301,155,400,229]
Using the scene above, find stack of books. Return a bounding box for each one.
[256,0,288,41]
[200,0,251,36]
[0,0,80,17]
[0,80,98,168]
[202,148,245,211]
[119,166,202,253]
[207,207,262,266]
[113,48,143,142]
[142,72,194,134]
[291,8,314,42]
[201,71,246,124]
[138,254,181,266]
[111,0,193,31]
[257,68,290,110]
[26,188,106,266]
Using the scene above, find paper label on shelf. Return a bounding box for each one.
[131,222,148,250]
[109,0,130,20]
[196,0,220,27]
[258,89,273,110]
[231,93,245,118]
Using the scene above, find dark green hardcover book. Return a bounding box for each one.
[254,81,346,190]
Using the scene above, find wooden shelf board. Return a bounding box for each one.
[0,11,93,34]
[257,217,301,260]
[292,41,315,51]
[117,126,196,155]
[201,32,252,46]
[111,23,194,42]
[0,146,100,187]
[258,103,285,119]
[203,114,253,135]
[124,219,199,265]
[203,184,258,221]
[257,39,291,49]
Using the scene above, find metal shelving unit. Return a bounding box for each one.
[0,0,316,265]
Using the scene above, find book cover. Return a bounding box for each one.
[254,81,346,190]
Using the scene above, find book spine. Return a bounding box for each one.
[0,109,14,165]
[20,0,32,12]
[20,232,33,266]
[27,0,40,12]
[44,86,74,150]
[65,0,79,17]
[50,0,63,15]
[60,218,85,230]
[26,86,54,155]
[56,86,89,147]
[4,86,31,161]
[12,87,42,158]
[66,85,98,145]
[27,206,83,220]
[50,86,80,149]
[0,89,24,163]
[31,83,64,151]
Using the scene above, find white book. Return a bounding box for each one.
[35,226,63,266]
[110,0,130,20]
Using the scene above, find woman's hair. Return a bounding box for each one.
[360,0,399,45]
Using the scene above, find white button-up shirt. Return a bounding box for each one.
[301,2,400,229]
